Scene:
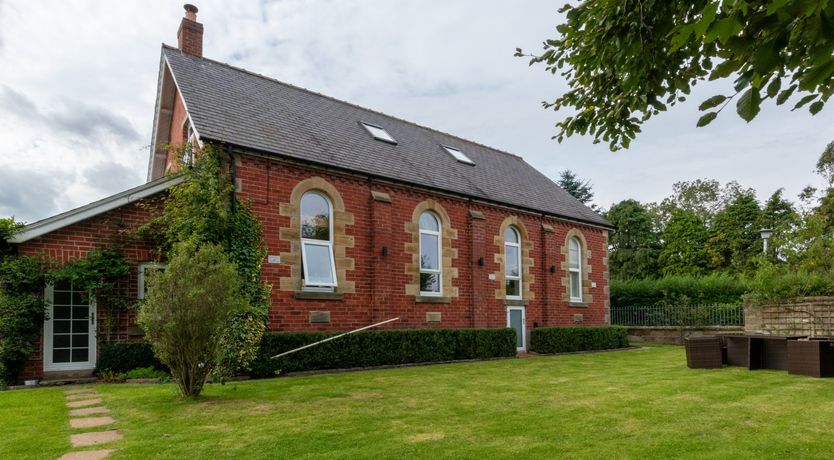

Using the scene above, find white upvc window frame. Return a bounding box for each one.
[568,237,583,303]
[137,262,167,300]
[419,211,443,296]
[300,191,338,289]
[505,226,522,300]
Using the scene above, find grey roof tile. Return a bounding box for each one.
[162,45,610,228]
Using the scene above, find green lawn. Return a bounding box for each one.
[3,346,834,459]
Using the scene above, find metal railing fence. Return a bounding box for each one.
[610,304,744,327]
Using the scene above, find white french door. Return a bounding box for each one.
[43,280,96,372]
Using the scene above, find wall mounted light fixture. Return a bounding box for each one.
[382,246,389,256]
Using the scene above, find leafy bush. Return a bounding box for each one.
[611,274,747,307]
[250,328,517,378]
[138,243,249,397]
[529,326,629,354]
[0,255,50,386]
[745,264,834,303]
[97,342,164,373]
[98,369,126,383]
[125,366,170,381]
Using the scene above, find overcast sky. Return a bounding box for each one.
[1,0,832,223]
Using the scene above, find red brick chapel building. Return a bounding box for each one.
[11,5,612,381]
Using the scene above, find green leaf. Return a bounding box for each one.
[809,100,824,115]
[698,95,727,111]
[710,60,740,80]
[793,94,817,110]
[799,61,834,91]
[706,17,743,44]
[776,84,797,105]
[697,112,719,127]
[736,88,761,122]
[766,78,781,98]
[693,3,719,37]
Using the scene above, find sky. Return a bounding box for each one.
[1,0,832,223]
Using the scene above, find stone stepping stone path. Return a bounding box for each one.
[59,388,122,460]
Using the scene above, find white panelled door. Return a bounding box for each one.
[43,280,96,372]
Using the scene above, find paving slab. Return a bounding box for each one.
[64,387,97,395]
[57,449,115,460]
[70,416,116,429]
[66,398,102,408]
[69,406,109,417]
[66,392,99,400]
[70,430,123,448]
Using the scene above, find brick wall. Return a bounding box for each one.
[745,298,834,336]
[16,199,162,381]
[16,146,610,380]
[235,151,611,334]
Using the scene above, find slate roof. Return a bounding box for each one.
[162,45,611,228]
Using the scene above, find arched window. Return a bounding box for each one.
[505,226,522,299]
[300,191,337,288]
[419,211,442,295]
[568,237,582,302]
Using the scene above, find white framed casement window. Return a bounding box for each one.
[505,226,522,300]
[137,262,167,300]
[419,211,442,296]
[300,191,338,288]
[569,237,583,302]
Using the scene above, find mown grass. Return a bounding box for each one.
[4,346,834,458]
[0,386,70,459]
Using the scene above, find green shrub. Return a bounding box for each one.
[125,366,170,381]
[97,342,164,373]
[745,264,834,303]
[529,326,629,354]
[138,243,250,397]
[611,274,747,307]
[98,369,126,383]
[0,255,50,386]
[250,328,517,378]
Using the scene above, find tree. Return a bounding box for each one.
[144,144,271,379]
[658,210,709,276]
[517,1,834,150]
[0,217,24,257]
[604,199,661,279]
[557,169,596,208]
[650,179,753,228]
[139,243,248,397]
[705,191,763,272]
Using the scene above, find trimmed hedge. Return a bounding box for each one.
[250,328,517,378]
[96,342,165,373]
[529,326,629,354]
[611,274,747,307]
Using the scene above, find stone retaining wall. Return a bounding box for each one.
[626,326,744,345]
[745,297,834,337]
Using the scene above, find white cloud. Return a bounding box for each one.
[0,0,831,223]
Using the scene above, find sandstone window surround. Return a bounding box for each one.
[562,229,592,306]
[405,200,458,303]
[279,177,355,298]
[494,217,534,303]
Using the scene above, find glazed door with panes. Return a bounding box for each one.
[43,280,96,371]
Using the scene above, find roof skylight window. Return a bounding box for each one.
[442,145,474,165]
[360,122,397,144]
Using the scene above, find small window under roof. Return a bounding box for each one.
[360,122,397,144]
[442,145,474,165]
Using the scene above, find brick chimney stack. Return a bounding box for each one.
[177,4,203,57]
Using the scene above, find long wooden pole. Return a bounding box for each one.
[270,317,400,359]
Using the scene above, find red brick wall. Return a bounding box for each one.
[16,199,162,381]
[235,152,610,334]
[16,148,610,380]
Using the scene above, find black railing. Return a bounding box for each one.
[611,304,744,327]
